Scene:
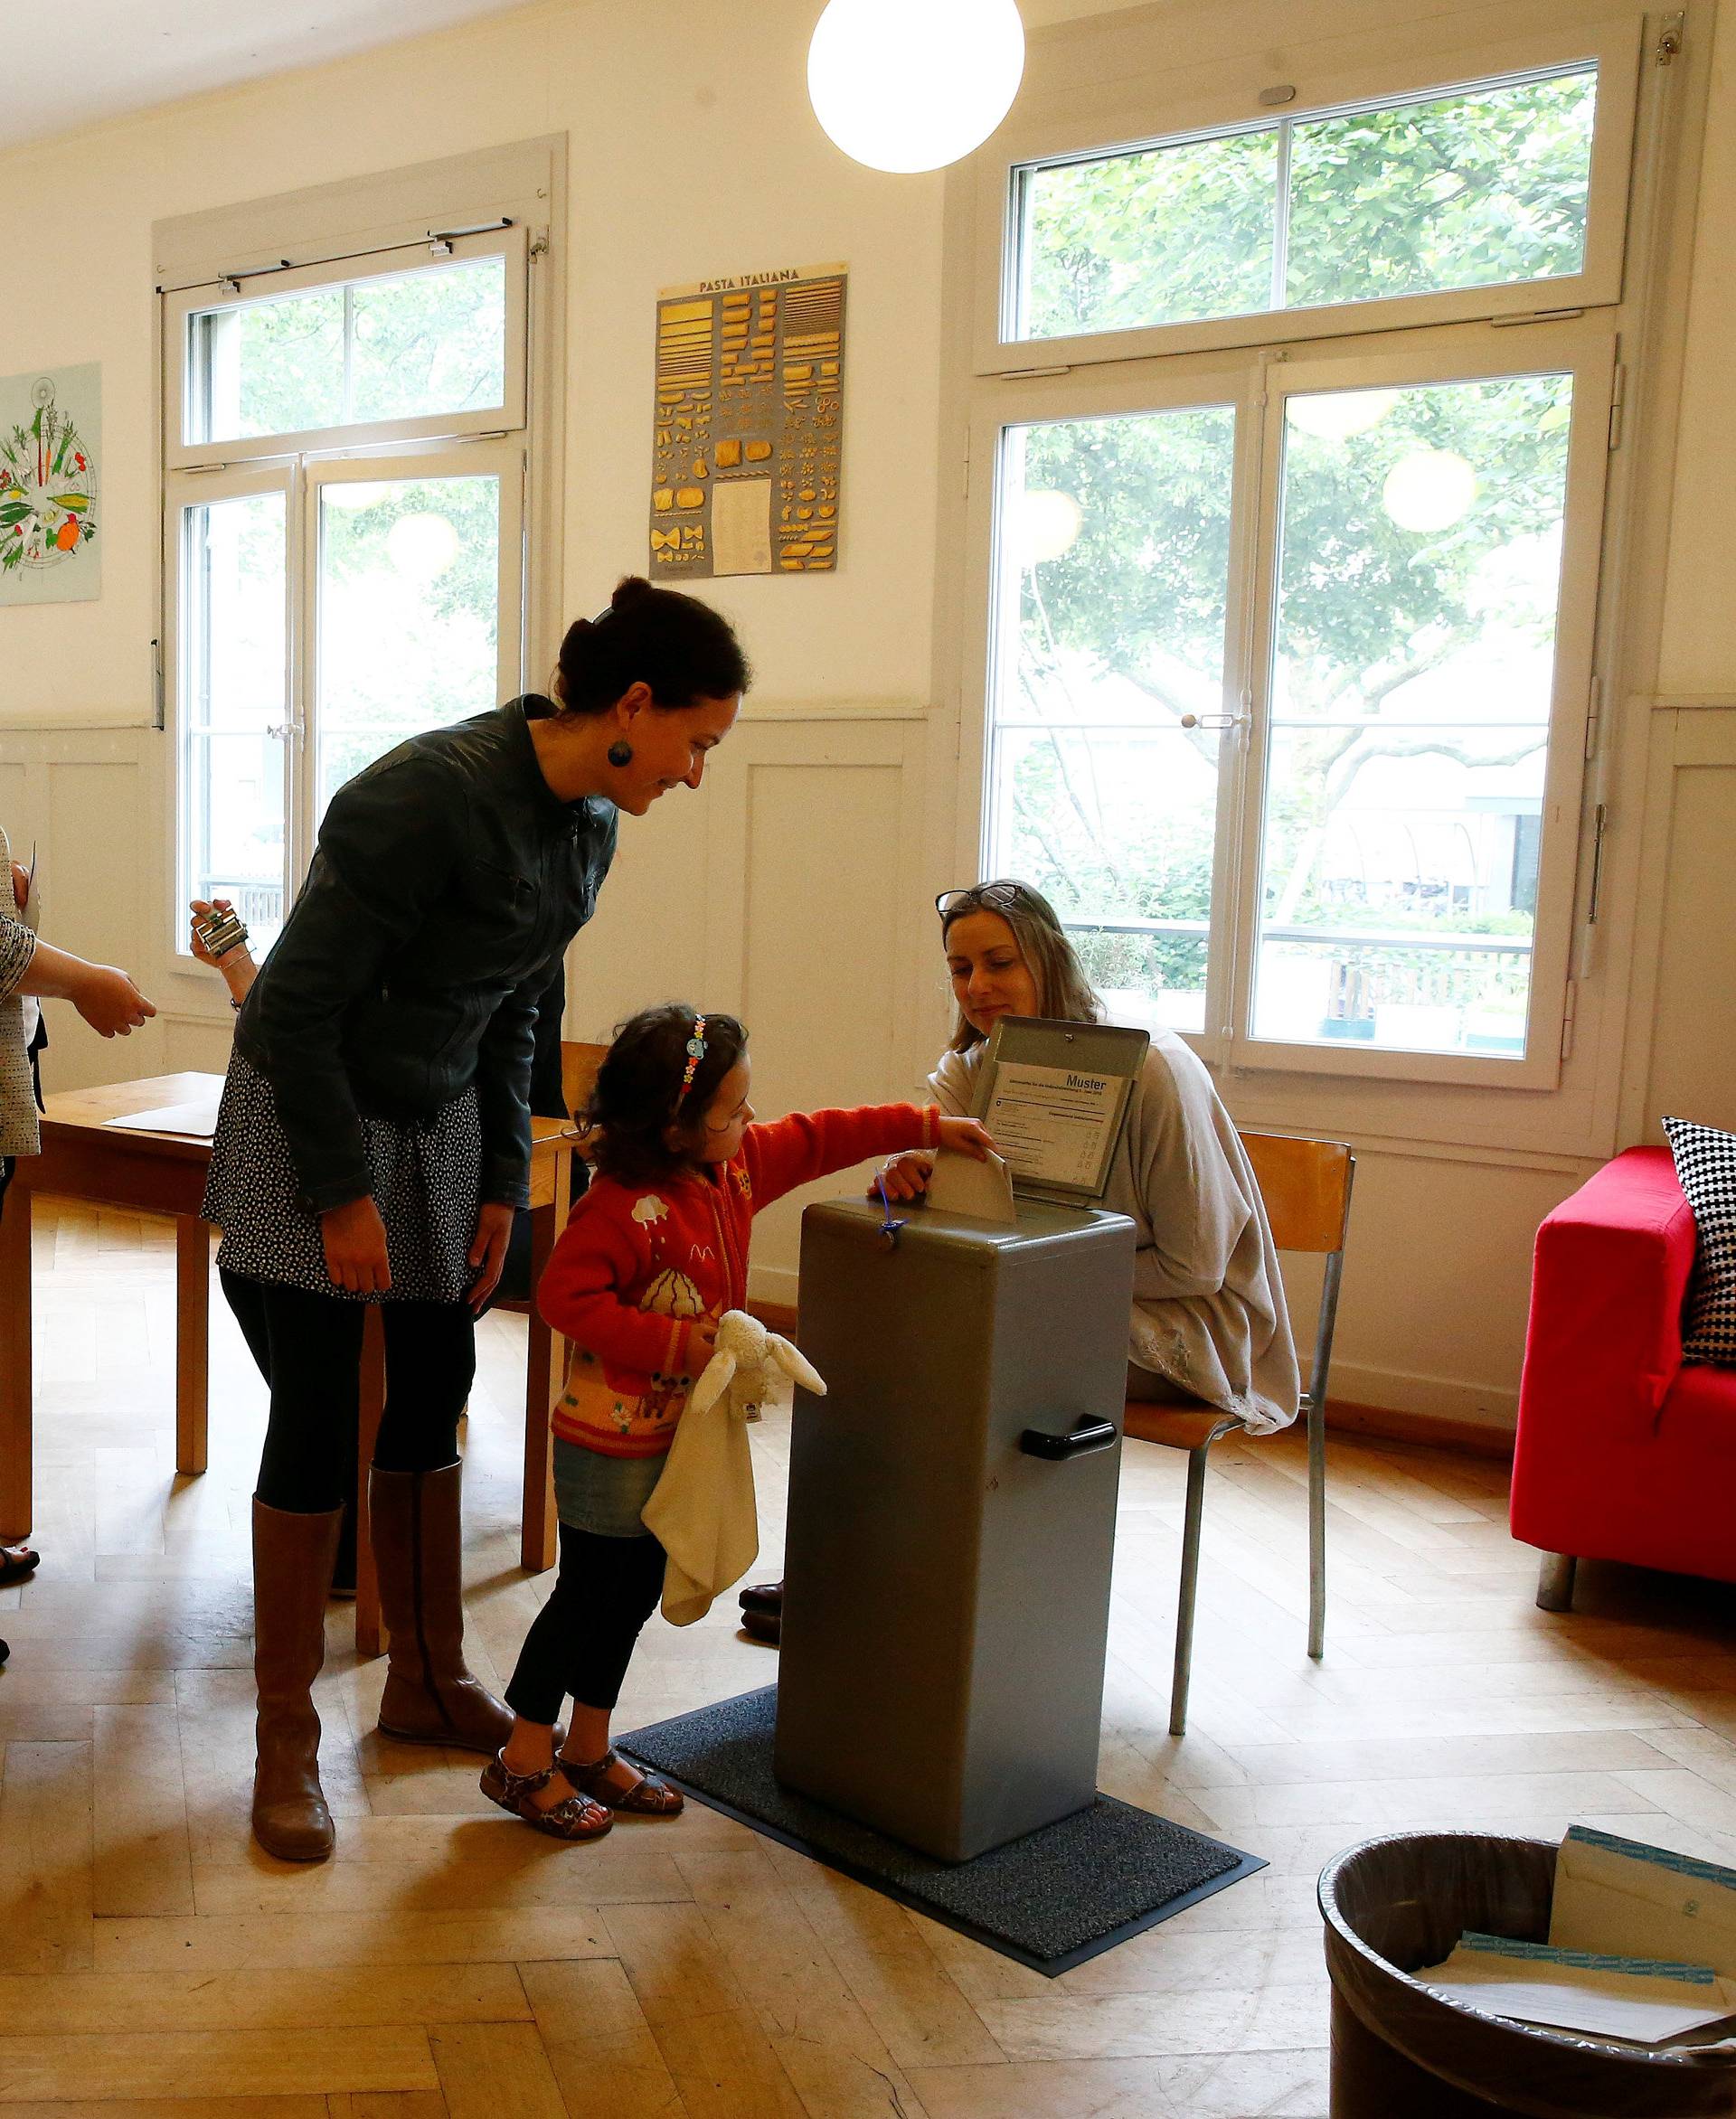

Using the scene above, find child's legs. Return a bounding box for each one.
[504,1521,665,1741]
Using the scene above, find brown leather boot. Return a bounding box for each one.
[371,1461,513,1755]
[251,1498,344,1862]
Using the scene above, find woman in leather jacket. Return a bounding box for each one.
[202,574,749,1862]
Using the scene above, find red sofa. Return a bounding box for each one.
[1511,1145,1736,1608]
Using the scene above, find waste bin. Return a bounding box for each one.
[773,1194,1136,1861]
[1319,1831,1736,2118]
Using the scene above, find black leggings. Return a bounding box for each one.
[505,1521,666,1721]
[221,1270,476,1513]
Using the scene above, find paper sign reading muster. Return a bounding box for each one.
[982,1063,1122,1191]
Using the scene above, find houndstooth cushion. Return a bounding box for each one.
[1663,1116,1736,1368]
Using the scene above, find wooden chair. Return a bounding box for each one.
[1124,1130,1354,1736]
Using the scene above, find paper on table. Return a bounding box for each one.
[981,1061,1127,1193]
[1551,1826,1736,1979]
[102,1095,222,1140]
[1423,1932,1736,2044]
[925,1145,1017,1224]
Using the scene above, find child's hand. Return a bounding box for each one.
[690,1318,720,1366]
[935,1116,996,1162]
[873,1150,934,1203]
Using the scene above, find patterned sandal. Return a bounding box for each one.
[562,1748,684,1819]
[479,1753,613,1841]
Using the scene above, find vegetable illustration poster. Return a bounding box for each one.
[650,265,844,579]
[0,365,100,606]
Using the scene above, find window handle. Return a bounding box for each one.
[264,720,305,741]
[1180,712,1250,731]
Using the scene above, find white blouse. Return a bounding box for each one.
[929,1032,1301,1434]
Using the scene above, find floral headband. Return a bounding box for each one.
[675,1012,707,1107]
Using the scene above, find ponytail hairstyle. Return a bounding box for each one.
[586,1002,750,1183]
[552,576,751,716]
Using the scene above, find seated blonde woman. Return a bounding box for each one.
[736,878,1298,1643]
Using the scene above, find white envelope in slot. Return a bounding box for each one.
[1550,1826,1736,1979]
[924,1145,1018,1225]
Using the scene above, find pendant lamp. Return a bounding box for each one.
[807,0,1026,174]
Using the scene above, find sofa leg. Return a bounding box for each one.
[1536,1552,1578,1613]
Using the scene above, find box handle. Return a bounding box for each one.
[1018,1417,1118,1462]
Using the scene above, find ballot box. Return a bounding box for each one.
[773,1019,1146,1862]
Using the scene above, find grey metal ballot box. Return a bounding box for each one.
[773,1192,1137,1862]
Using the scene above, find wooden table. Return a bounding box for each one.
[0,1071,577,1655]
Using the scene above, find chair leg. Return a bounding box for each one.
[1169,1444,1212,1738]
[1307,1394,1326,1661]
[1536,1552,1578,1613]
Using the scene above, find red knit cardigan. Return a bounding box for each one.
[539,1102,938,1457]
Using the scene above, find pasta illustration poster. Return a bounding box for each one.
[649,265,844,579]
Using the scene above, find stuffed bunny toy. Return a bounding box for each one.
[641,1310,826,1625]
[689,1307,826,1423]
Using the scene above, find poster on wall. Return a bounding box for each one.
[649,264,844,579]
[0,363,100,606]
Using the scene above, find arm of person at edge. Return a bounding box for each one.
[189,897,259,1007]
[5,860,154,1035]
[239,754,465,1298]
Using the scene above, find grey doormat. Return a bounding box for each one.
[618,1685,1264,1977]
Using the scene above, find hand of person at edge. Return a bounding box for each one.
[872,1149,935,1204]
[321,1195,392,1296]
[9,862,26,913]
[466,1200,516,1315]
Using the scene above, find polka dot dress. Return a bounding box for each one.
[202,1051,483,1304]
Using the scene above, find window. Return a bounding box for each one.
[165,224,529,955]
[964,24,1643,1085]
[1014,66,1599,343]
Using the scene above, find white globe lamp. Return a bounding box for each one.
[807,0,1027,175]
[387,511,460,582]
[1016,488,1083,567]
[1287,389,1400,443]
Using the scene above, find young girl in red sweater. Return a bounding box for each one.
[484,1002,993,1838]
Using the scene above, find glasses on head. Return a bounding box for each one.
[936,881,1054,926]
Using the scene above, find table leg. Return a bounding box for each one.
[355,1306,386,1658]
[520,1150,567,1576]
[175,1219,212,1478]
[0,1180,33,1540]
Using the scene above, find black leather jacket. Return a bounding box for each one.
[233,697,617,1214]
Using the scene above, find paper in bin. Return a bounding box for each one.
[1423,1932,1736,2044]
[1551,1826,1736,1980]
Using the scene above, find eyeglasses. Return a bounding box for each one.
[936,881,1056,927]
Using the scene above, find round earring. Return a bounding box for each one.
[607,739,634,768]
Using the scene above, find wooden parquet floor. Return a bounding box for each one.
[4,1199,1735,2117]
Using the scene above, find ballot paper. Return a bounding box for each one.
[102,1096,222,1140]
[981,1062,1129,1194]
[1423,1932,1736,2044]
[925,1144,1017,1224]
[1550,1826,1736,1979]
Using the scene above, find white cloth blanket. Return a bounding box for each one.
[640,1309,826,1625]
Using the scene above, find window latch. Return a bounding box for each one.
[265,721,305,743]
[1180,712,1250,731]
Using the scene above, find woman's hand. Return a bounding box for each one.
[873,1150,935,1203]
[320,1195,392,1296]
[9,862,26,913]
[70,962,156,1038]
[466,1201,516,1315]
[935,1116,996,1162]
[190,898,256,1002]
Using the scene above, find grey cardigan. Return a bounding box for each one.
[0,824,41,1160]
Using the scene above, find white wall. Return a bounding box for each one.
[0,0,1731,1431]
